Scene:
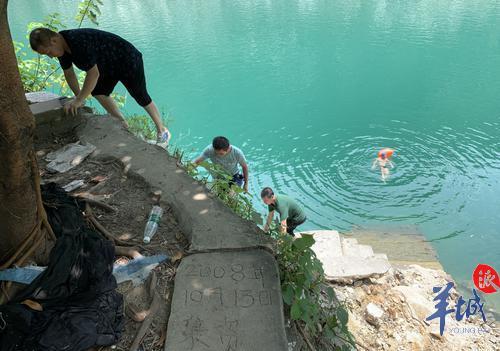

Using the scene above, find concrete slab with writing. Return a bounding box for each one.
[165,250,288,351]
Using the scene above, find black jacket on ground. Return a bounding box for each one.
[0,183,124,351]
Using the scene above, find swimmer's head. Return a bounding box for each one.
[378,148,394,159]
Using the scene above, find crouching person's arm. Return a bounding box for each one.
[64,64,100,116]
[241,161,249,192]
[280,219,287,234]
[63,66,81,96]
[193,155,204,166]
[263,210,274,233]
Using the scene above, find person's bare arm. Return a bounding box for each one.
[193,155,205,166]
[263,210,274,232]
[77,64,99,101]
[280,219,287,234]
[241,161,249,192]
[371,159,378,170]
[63,66,80,96]
[64,64,100,116]
[388,160,395,168]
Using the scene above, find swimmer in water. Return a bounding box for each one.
[372,149,395,182]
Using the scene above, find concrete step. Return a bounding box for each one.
[373,253,389,260]
[302,230,343,257]
[303,230,392,282]
[341,238,374,259]
[357,244,375,259]
[341,238,359,256]
[323,255,391,282]
[165,250,288,351]
[343,229,443,270]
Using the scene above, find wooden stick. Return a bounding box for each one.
[129,272,162,351]
[148,270,158,298]
[32,151,56,242]
[295,321,316,351]
[115,246,142,259]
[0,282,11,305]
[77,196,116,213]
[88,158,118,166]
[88,215,134,246]
[16,226,46,266]
[74,192,109,202]
[0,222,38,269]
[126,303,148,322]
[1,152,56,269]
[42,216,56,241]
[85,204,135,247]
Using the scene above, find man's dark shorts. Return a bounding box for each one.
[230,173,244,188]
[91,56,152,107]
[286,217,306,236]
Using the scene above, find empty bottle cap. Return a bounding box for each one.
[152,190,162,204]
[143,237,151,244]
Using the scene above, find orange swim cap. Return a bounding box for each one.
[378,148,394,159]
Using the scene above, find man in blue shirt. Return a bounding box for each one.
[193,136,249,192]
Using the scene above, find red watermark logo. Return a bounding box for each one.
[472,264,500,294]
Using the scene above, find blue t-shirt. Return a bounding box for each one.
[200,145,246,175]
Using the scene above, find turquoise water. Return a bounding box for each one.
[9,1,500,312]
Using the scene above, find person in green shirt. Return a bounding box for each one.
[261,187,306,236]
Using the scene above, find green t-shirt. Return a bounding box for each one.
[268,194,306,223]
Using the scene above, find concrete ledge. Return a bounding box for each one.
[31,97,89,142]
[75,114,273,252]
[165,250,288,351]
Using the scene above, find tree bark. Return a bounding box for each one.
[0,0,49,266]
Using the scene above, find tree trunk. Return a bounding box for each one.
[0,0,51,268]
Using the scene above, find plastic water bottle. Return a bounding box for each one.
[143,205,163,243]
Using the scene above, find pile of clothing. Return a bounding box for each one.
[0,183,124,351]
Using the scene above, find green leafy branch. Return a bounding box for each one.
[271,228,354,349]
[76,0,103,27]
[176,158,255,221]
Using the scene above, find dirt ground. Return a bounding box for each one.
[35,134,189,351]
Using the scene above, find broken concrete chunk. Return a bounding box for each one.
[391,285,433,321]
[365,302,384,327]
[45,142,96,173]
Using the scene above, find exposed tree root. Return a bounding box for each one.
[129,271,163,351]
[75,195,116,213]
[0,152,56,304]
[115,246,142,259]
[85,203,137,247]
[295,321,317,351]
